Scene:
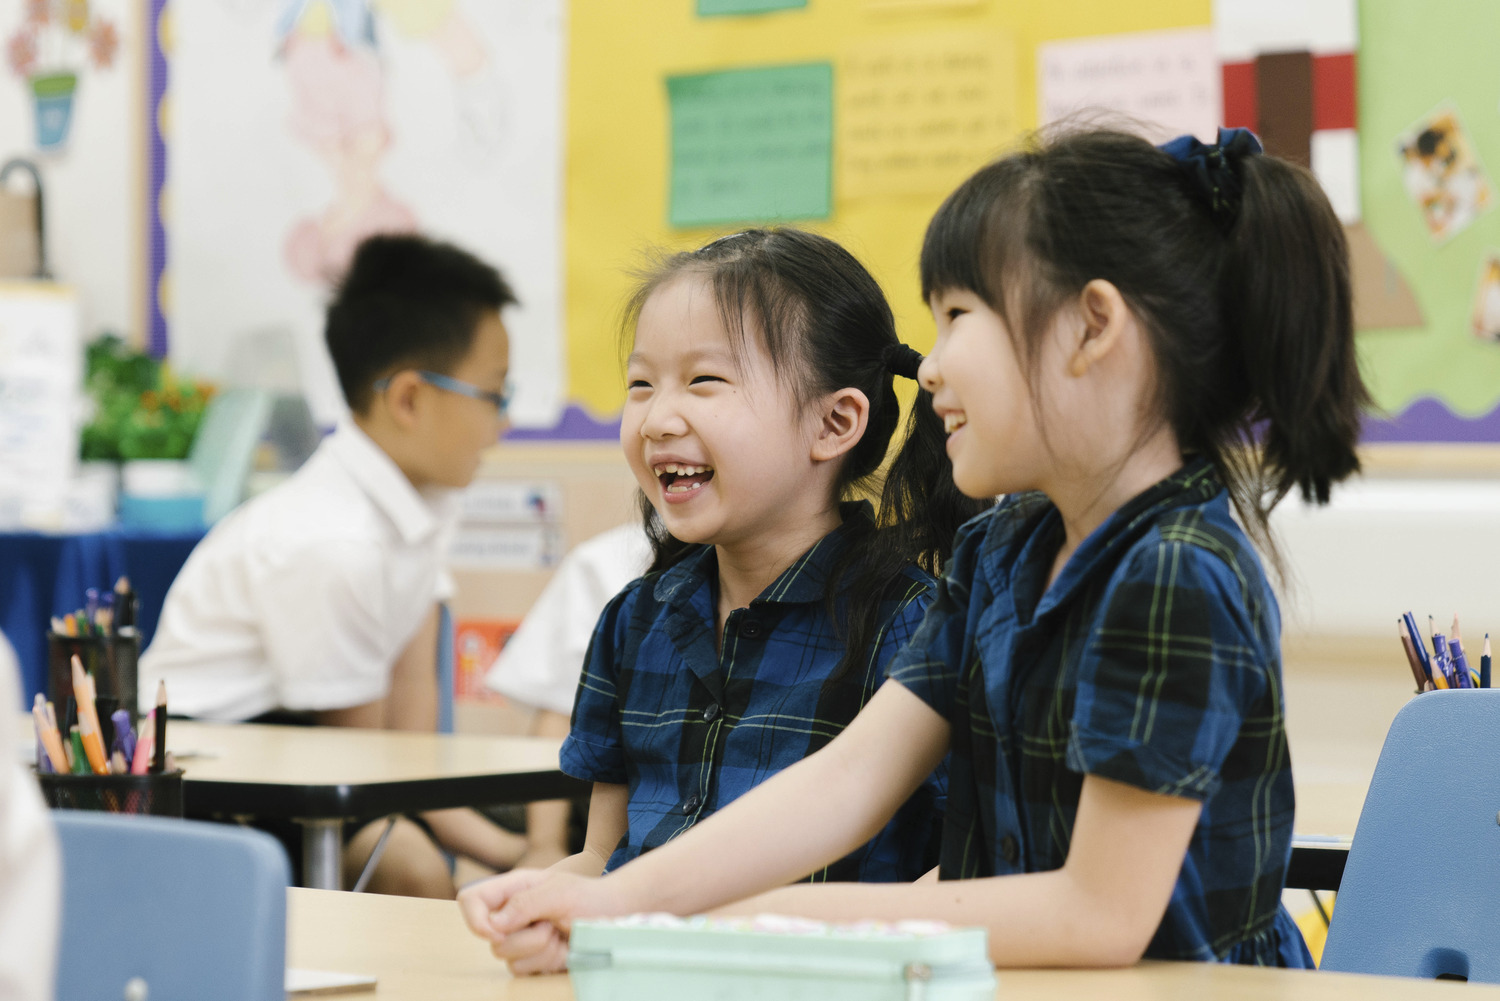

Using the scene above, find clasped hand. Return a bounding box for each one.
[458,868,610,976]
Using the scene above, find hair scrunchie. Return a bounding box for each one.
[882,342,925,381]
[1157,126,1263,230]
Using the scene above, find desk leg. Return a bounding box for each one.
[300,819,344,890]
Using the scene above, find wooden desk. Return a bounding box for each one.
[285,887,1498,999]
[171,721,586,890]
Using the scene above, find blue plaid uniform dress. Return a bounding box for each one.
[562,503,946,881]
[887,460,1312,965]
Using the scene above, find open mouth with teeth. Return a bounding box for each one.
[656,462,715,495]
[943,413,967,434]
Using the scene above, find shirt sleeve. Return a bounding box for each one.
[0,632,60,1001]
[884,517,985,720]
[1066,537,1268,802]
[485,526,649,716]
[558,583,638,785]
[256,542,393,711]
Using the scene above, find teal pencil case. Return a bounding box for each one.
[568,912,997,1001]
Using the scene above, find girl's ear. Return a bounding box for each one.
[810,387,870,463]
[1068,279,1132,378]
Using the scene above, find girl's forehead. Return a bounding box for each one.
[634,274,772,369]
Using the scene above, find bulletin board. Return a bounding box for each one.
[562,0,1213,425]
[563,0,1500,444]
[161,0,567,430]
[1351,0,1500,441]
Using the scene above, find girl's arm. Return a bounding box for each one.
[720,773,1201,967]
[484,681,951,935]
[549,782,628,877]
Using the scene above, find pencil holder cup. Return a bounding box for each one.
[35,770,183,817]
[47,631,140,724]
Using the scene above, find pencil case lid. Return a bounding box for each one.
[569,912,996,1001]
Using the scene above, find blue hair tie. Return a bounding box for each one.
[1157,127,1263,229]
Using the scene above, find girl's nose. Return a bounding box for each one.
[917,352,940,393]
[638,393,688,440]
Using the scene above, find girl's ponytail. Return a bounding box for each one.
[1221,153,1367,511]
[917,127,1371,574]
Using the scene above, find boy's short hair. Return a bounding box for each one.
[326,234,517,412]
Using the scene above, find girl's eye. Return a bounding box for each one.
[946,307,966,321]
[689,375,723,385]
[628,379,651,390]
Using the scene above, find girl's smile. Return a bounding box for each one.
[651,458,715,500]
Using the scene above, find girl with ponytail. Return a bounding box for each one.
[462,131,1364,972]
[460,228,988,972]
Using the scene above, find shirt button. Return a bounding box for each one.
[740,618,764,639]
[681,794,702,815]
[1000,835,1019,866]
[702,703,720,723]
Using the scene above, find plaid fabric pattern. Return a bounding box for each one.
[562,503,946,882]
[887,460,1311,966]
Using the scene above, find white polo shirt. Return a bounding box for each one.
[484,523,652,716]
[139,420,459,721]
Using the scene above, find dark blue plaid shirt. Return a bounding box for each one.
[562,503,946,881]
[887,460,1311,966]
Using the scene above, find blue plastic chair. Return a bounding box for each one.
[53,812,290,1001]
[1321,689,1500,982]
[438,603,455,734]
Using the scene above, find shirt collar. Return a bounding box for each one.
[324,419,457,544]
[1013,457,1223,620]
[651,500,875,607]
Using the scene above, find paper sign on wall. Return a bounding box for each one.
[666,63,833,228]
[838,32,1018,200]
[697,0,805,15]
[1038,28,1219,143]
[0,283,80,528]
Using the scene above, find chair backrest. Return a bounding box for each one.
[1321,689,1500,982]
[53,811,290,1001]
[188,386,274,524]
[438,603,455,734]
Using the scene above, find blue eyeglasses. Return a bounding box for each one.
[372,370,511,414]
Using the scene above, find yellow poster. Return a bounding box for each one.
[839,32,1018,200]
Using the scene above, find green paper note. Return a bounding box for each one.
[666,63,832,229]
[697,0,806,15]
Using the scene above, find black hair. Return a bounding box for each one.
[325,234,517,412]
[920,128,1368,567]
[623,228,990,675]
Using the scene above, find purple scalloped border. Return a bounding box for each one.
[1363,398,1500,443]
[505,403,621,441]
[147,0,168,358]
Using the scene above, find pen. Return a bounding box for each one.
[1449,615,1473,689]
[130,715,154,775]
[1430,621,1457,689]
[1398,620,1427,692]
[110,708,136,763]
[152,681,168,774]
[69,727,90,775]
[32,695,68,774]
[113,577,137,639]
[70,656,101,736]
[1484,634,1492,689]
[1403,613,1432,680]
[79,715,108,775]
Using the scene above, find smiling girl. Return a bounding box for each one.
[460,128,1369,972]
[459,228,986,971]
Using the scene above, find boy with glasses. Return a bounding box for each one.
[141,234,524,896]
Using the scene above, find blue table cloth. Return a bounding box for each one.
[0,528,203,701]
